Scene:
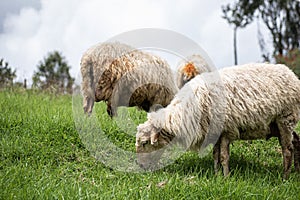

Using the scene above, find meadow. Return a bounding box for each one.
[0,89,299,200]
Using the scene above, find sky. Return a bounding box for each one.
[0,0,271,84]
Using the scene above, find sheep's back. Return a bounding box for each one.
[106,50,178,109]
[221,63,300,139]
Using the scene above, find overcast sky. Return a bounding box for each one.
[0,0,271,84]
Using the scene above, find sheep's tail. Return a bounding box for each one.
[292,131,300,172]
[80,58,95,115]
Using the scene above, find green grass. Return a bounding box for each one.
[1,89,300,200]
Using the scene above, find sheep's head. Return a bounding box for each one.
[95,84,111,105]
[181,63,199,85]
[177,62,199,88]
[136,122,173,170]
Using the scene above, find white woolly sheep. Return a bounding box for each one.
[136,63,300,179]
[176,54,211,88]
[80,42,178,116]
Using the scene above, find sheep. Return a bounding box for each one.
[136,63,300,179]
[176,54,211,88]
[80,42,134,115]
[80,42,178,117]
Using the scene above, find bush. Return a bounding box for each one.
[275,49,300,78]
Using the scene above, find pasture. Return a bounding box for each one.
[0,89,299,199]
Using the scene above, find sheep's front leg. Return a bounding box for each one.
[83,96,94,116]
[220,136,230,177]
[213,140,221,174]
[106,102,113,117]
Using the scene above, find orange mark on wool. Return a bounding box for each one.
[183,63,198,77]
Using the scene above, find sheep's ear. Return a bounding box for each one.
[135,133,141,147]
[135,137,142,147]
[150,128,159,146]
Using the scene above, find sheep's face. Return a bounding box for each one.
[182,63,199,85]
[136,122,172,170]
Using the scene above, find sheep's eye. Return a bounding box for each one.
[141,141,149,147]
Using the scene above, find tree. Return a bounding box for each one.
[222,0,300,61]
[260,0,300,56]
[33,51,74,93]
[222,0,261,65]
[0,59,16,88]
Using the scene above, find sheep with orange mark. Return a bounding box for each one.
[176,54,211,88]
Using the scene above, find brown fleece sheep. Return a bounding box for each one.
[80,42,134,115]
[80,42,178,116]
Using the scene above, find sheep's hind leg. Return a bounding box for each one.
[292,131,300,172]
[219,136,230,177]
[277,120,294,180]
[213,140,221,174]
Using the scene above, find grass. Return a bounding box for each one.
[1,89,300,200]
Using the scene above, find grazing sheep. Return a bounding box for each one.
[80,42,178,116]
[176,54,211,88]
[136,63,300,179]
[81,42,134,115]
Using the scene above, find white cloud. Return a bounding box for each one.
[0,0,265,84]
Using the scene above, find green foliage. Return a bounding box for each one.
[1,90,300,199]
[222,0,300,60]
[276,49,300,78]
[0,59,16,88]
[32,51,74,93]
